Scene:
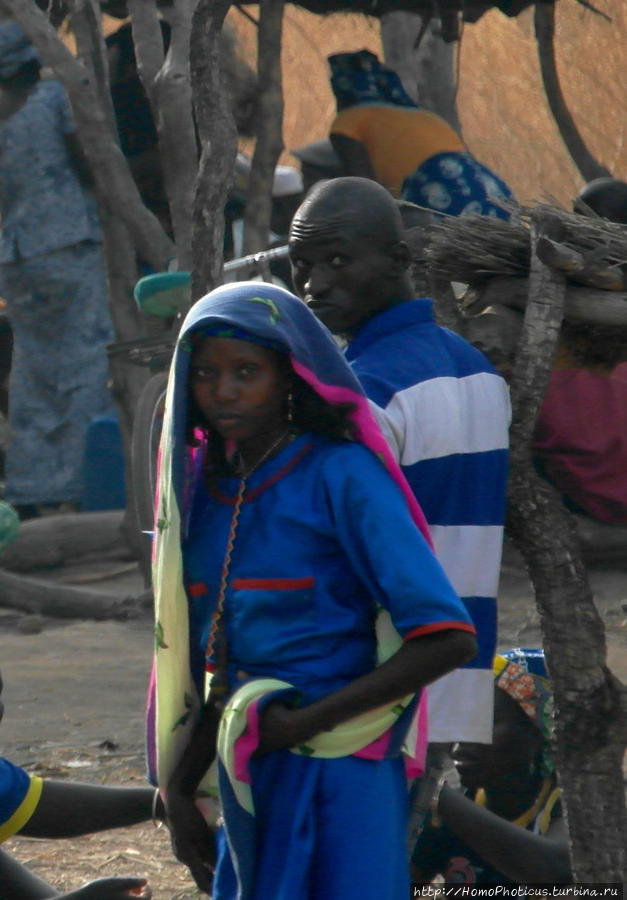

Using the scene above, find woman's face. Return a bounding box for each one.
[190,336,289,447]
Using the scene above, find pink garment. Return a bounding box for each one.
[533,363,627,523]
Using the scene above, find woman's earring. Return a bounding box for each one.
[287,390,294,424]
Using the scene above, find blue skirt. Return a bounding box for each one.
[214,750,409,900]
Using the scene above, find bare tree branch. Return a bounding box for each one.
[535,3,610,184]
[128,0,198,269]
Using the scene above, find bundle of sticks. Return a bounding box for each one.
[423,203,627,292]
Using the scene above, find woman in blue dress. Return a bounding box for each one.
[147,281,477,900]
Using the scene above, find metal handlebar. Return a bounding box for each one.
[223,244,289,274]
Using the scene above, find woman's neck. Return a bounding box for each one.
[234,425,292,477]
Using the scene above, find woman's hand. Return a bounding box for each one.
[60,877,151,899]
[256,701,312,755]
[164,787,216,894]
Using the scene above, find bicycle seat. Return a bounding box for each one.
[134,271,192,317]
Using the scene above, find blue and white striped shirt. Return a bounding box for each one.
[346,299,511,743]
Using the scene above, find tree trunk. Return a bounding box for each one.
[68,1,152,556]
[189,0,238,299]
[534,4,610,185]
[380,11,461,132]
[506,209,626,882]
[128,0,198,271]
[242,0,285,256]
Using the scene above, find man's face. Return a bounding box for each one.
[289,222,398,338]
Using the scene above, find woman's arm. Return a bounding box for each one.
[329,132,377,181]
[257,629,477,754]
[162,699,221,895]
[436,783,572,884]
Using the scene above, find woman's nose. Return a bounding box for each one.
[213,374,238,403]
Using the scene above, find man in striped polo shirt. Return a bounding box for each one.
[289,177,511,747]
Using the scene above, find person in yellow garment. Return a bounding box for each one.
[327,49,513,219]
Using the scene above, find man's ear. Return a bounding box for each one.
[390,240,411,274]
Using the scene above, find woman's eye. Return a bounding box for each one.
[330,255,348,268]
[238,365,258,377]
[191,367,213,379]
[291,258,309,271]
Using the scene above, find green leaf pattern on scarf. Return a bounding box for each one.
[155,620,169,650]
[247,296,281,324]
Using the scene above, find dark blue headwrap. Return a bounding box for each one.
[329,49,418,110]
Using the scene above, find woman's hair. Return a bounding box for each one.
[560,319,627,370]
[185,346,358,475]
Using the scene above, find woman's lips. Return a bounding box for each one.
[213,414,241,429]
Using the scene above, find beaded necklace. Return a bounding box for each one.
[205,426,292,710]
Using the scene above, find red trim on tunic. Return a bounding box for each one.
[188,582,208,597]
[232,577,315,591]
[403,621,477,642]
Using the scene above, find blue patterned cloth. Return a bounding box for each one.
[0,73,113,505]
[402,151,513,219]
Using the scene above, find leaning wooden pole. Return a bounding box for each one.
[506,208,626,882]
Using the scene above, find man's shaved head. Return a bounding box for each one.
[291,177,405,246]
[288,177,413,337]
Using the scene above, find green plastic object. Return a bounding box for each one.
[0,501,19,552]
[133,271,192,317]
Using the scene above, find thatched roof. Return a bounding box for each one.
[234,0,552,40]
[277,0,542,20]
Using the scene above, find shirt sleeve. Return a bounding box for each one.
[0,758,43,843]
[321,444,475,640]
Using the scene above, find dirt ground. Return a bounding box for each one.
[0,542,625,899]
